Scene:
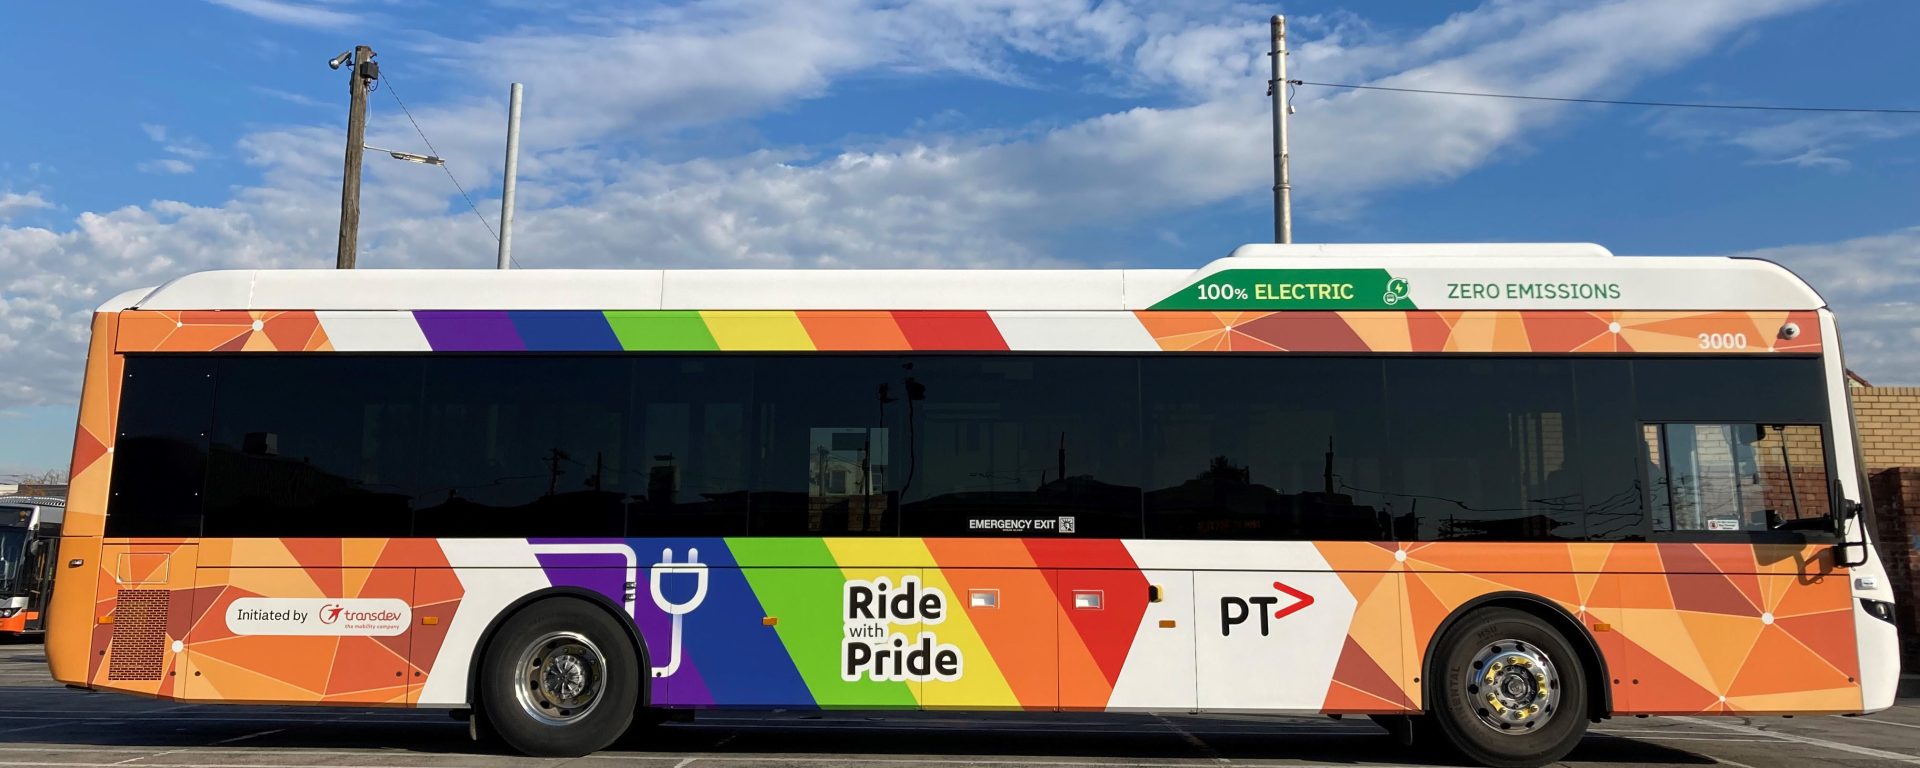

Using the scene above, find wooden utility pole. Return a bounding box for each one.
[336,46,376,269]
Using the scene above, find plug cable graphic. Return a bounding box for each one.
[526,543,709,678]
[648,547,708,678]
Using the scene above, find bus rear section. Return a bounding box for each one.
[45,249,1900,768]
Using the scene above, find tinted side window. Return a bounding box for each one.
[1382,358,1582,541]
[414,357,630,537]
[902,356,1142,538]
[629,357,752,537]
[204,357,421,537]
[106,357,213,537]
[1633,357,1827,424]
[1143,357,1390,540]
[750,356,906,536]
[1571,359,1644,541]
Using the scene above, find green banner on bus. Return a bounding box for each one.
[1150,268,1414,310]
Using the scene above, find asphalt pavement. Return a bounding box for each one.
[1,641,1915,768]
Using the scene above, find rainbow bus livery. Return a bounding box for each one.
[45,243,1899,767]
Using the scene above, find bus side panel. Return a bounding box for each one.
[1606,544,1857,715]
[47,312,123,685]
[1313,542,1857,717]
[182,539,426,706]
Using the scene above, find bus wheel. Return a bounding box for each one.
[1429,607,1587,768]
[478,598,639,757]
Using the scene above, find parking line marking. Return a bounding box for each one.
[208,728,284,745]
[1834,715,1920,730]
[0,721,74,735]
[1670,717,1920,765]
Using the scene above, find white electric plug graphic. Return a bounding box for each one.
[525,542,709,679]
[648,548,709,677]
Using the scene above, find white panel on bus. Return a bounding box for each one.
[417,540,553,707]
[1124,541,1364,713]
[314,311,431,352]
[1103,569,1196,711]
[989,311,1159,351]
[661,270,1127,310]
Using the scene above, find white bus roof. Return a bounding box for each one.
[104,243,1827,313]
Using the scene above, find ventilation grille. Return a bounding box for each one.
[107,589,169,681]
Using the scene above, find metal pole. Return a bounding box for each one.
[497,82,522,270]
[1269,16,1291,244]
[337,45,375,269]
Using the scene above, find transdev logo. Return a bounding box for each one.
[226,597,410,637]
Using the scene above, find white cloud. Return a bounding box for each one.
[203,0,354,29]
[1712,227,1920,383]
[1651,112,1920,170]
[0,192,53,220]
[136,124,212,175]
[137,158,196,175]
[0,0,1882,415]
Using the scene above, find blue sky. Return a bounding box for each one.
[2,0,1919,477]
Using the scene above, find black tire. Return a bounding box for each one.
[478,598,641,757]
[1428,607,1588,768]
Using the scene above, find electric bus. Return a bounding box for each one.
[45,243,1899,767]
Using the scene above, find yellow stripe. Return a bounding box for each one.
[700,311,815,350]
[823,539,1019,708]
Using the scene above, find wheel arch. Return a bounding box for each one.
[1422,591,1612,719]
[465,587,652,711]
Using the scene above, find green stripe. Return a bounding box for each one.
[727,538,917,708]
[606,311,720,350]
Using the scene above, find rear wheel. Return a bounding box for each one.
[478,599,639,757]
[1429,608,1587,768]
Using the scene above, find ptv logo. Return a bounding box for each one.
[1220,581,1314,636]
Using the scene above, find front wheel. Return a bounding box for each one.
[1429,608,1588,768]
[478,598,640,757]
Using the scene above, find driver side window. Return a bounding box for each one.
[1643,423,1831,533]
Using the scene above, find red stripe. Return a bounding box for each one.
[892,311,1009,350]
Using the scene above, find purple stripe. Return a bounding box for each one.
[415,311,525,351]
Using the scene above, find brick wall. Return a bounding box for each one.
[1854,386,1920,468]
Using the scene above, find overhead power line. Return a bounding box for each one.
[1291,81,1920,115]
[379,72,526,268]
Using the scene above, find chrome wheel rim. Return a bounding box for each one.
[514,631,606,725]
[1464,639,1560,734]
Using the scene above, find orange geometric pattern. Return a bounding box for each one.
[117,310,332,353]
[1316,542,1859,715]
[85,539,465,706]
[1137,310,1823,354]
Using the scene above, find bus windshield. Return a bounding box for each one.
[0,523,25,594]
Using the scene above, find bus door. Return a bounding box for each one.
[92,542,198,697]
[22,529,61,633]
[184,543,415,705]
